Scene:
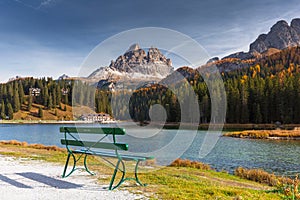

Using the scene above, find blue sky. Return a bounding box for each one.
[0,0,300,82]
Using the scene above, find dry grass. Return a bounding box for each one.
[280,174,300,199]
[169,158,211,170]
[234,167,293,186]
[224,130,300,139]
[12,100,74,121]
[235,167,300,199]
[0,140,65,152]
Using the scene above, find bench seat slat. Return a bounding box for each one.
[60,127,126,135]
[61,139,128,151]
[72,149,154,161]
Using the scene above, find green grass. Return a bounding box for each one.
[136,167,282,200]
[0,142,284,200]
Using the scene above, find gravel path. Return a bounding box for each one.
[0,156,146,200]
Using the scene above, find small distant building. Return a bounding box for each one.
[29,88,41,96]
[61,88,69,95]
[80,113,114,122]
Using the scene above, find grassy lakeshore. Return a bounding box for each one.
[0,119,94,124]
[0,141,297,199]
[3,120,300,132]
[223,130,300,139]
[158,123,300,131]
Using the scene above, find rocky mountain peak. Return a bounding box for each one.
[88,44,174,83]
[291,18,300,34]
[270,20,289,31]
[204,18,300,73]
[126,43,141,52]
[250,19,300,53]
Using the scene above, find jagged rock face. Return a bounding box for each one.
[202,18,300,73]
[88,44,173,82]
[110,44,172,75]
[291,18,300,35]
[250,20,300,53]
[222,51,256,60]
[126,43,140,52]
[249,34,268,53]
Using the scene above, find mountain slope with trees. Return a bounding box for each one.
[0,77,74,120]
[2,47,300,124]
[3,19,300,124]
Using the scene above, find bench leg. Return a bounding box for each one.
[108,159,147,190]
[84,154,95,176]
[62,153,76,178]
[109,159,125,190]
[134,160,147,186]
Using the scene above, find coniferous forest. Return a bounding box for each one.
[0,77,73,120]
[1,47,300,124]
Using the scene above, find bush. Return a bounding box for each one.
[169,158,211,170]
[234,167,294,186]
[0,140,64,152]
[235,167,279,186]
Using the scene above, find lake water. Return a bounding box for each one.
[0,123,299,176]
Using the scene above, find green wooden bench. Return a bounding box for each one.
[59,126,154,190]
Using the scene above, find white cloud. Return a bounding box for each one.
[38,0,56,9]
[13,0,56,10]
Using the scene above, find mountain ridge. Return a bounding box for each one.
[88,18,300,83]
[202,18,300,72]
[87,44,173,83]
[250,19,300,53]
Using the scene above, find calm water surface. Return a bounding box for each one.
[0,124,299,175]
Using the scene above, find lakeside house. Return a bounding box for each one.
[80,113,114,123]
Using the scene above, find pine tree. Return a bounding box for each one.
[0,101,6,119]
[47,93,53,109]
[6,103,14,120]
[7,84,13,103]
[18,82,25,105]
[239,82,249,123]
[56,85,61,106]
[43,86,49,107]
[38,107,43,118]
[52,89,57,107]
[28,95,32,111]
[64,94,68,105]
[13,86,20,112]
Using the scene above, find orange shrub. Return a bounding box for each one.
[0,140,64,152]
[169,158,211,170]
[234,167,292,186]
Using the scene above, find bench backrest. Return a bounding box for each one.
[59,127,128,151]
